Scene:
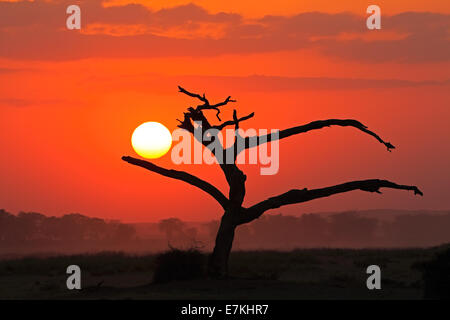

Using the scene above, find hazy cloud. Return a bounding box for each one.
[175,75,450,91]
[0,0,448,62]
[0,98,65,107]
[0,67,27,73]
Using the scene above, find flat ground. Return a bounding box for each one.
[0,247,442,300]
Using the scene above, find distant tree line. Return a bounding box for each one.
[230,212,450,249]
[2,209,449,255]
[0,210,136,244]
[155,211,450,249]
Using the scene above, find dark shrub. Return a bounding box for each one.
[153,249,206,283]
[422,247,450,299]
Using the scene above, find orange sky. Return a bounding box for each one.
[0,0,449,222]
[105,0,450,16]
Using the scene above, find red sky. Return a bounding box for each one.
[0,0,449,222]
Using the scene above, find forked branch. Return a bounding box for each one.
[178,86,236,121]
[241,179,423,224]
[178,86,209,104]
[122,156,229,209]
[211,111,255,131]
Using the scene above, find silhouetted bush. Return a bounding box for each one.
[153,249,206,283]
[422,247,450,299]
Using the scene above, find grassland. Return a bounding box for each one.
[0,246,445,300]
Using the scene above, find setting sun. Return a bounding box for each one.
[131,122,172,159]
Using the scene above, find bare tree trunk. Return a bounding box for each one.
[208,211,236,278]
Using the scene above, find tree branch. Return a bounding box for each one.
[240,119,396,154]
[211,111,255,131]
[241,179,423,224]
[209,96,237,109]
[178,86,209,105]
[178,85,236,121]
[122,156,229,210]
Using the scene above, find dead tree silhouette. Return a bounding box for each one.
[122,86,423,278]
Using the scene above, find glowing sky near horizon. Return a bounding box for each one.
[0,0,449,222]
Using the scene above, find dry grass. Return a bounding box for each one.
[0,246,447,300]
